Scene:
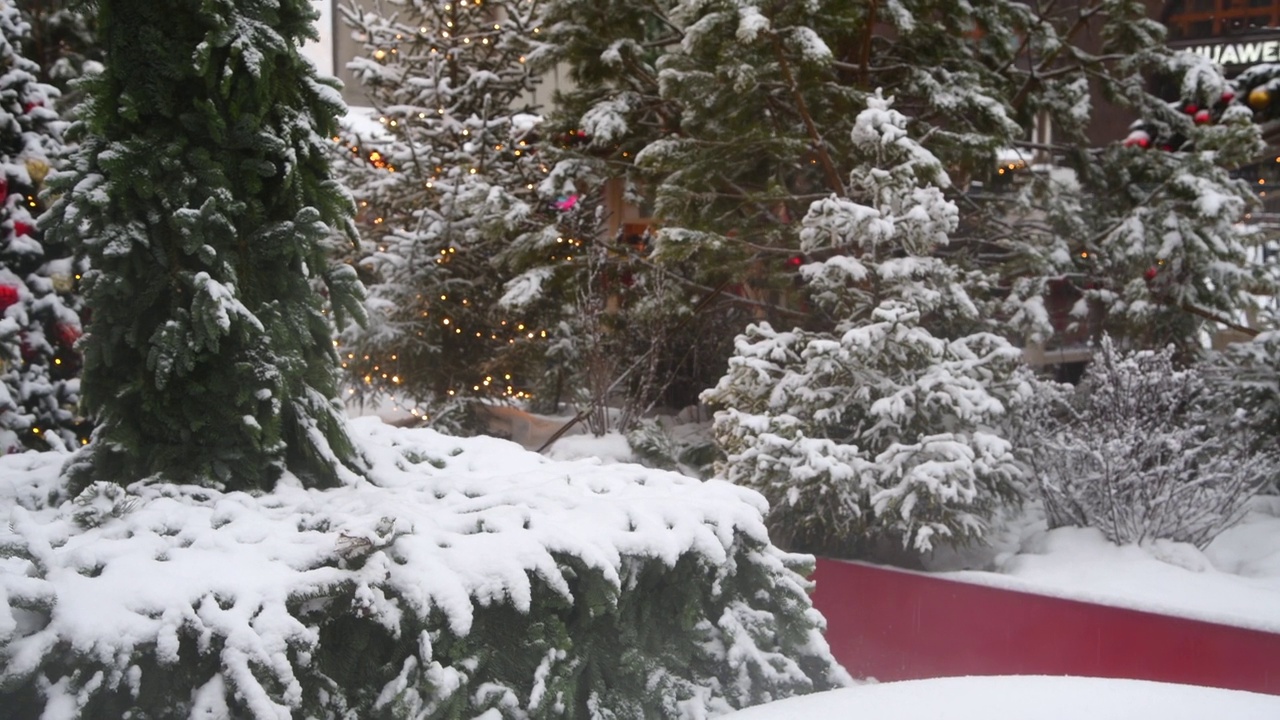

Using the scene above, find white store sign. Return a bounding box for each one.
[1182,36,1280,68]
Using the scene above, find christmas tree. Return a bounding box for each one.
[43,0,366,491]
[336,0,553,430]
[0,2,84,454]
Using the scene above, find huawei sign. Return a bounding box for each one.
[1177,34,1280,68]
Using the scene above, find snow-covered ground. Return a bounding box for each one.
[722,675,1280,719]
[922,497,1280,633]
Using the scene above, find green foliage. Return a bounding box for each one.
[44,0,365,491]
[1,546,842,719]
[14,0,101,111]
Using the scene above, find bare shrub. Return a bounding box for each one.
[1029,336,1275,549]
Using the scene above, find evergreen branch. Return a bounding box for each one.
[769,33,847,198]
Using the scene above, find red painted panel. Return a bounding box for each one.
[811,557,1280,695]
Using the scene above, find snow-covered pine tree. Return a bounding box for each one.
[336,0,552,430]
[704,94,1028,557]
[0,3,84,454]
[43,0,366,491]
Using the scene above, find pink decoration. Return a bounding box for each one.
[555,194,579,211]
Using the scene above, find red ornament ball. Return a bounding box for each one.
[1144,266,1159,281]
[0,285,17,311]
[1184,103,1199,114]
[1194,109,1212,124]
[54,323,81,348]
[1123,132,1151,149]
[1221,90,1236,104]
[13,221,32,237]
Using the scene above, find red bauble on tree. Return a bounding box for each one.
[53,322,81,348]
[13,220,32,236]
[0,284,18,312]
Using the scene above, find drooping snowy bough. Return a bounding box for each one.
[0,418,849,719]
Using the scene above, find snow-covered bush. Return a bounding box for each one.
[1029,337,1275,548]
[0,419,849,718]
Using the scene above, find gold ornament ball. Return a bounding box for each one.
[1248,87,1271,110]
[25,158,50,186]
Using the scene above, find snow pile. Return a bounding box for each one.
[0,417,847,718]
[925,497,1280,633]
[723,675,1280,720]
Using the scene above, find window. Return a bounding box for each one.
[1164,0,1280,40]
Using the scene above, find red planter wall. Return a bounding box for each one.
[811,557,1280,695]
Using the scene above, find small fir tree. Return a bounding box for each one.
[44,0,366,491]
[336,0,552,430]
[704,96,1028,557]
[0,3,84,453]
